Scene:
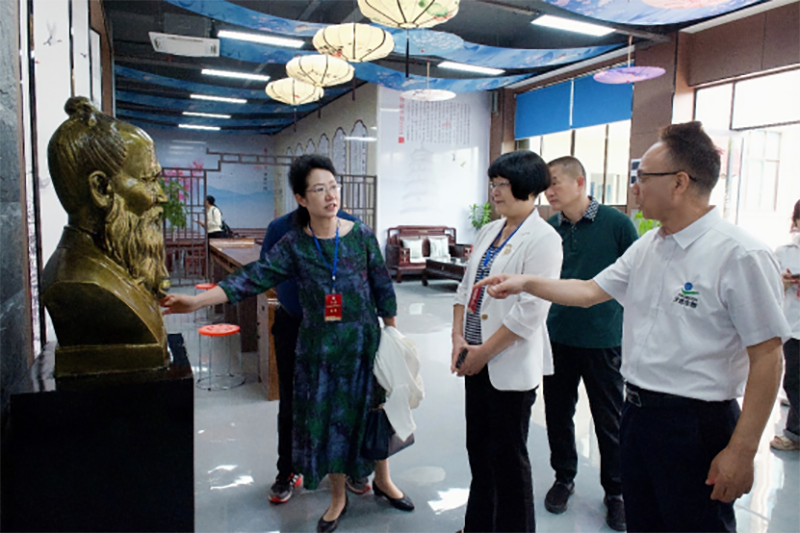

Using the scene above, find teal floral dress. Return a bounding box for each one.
[218,221,397,489]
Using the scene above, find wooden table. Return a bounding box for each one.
[209,240,279,400]
[422,257,468,285]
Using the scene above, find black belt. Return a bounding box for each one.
[625,384,710,408]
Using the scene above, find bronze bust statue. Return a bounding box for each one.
[42,97,170,376]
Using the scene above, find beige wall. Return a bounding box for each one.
[271,83,378,213]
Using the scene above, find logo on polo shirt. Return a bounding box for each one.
[673,282,699,309]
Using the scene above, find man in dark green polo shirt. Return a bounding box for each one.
[542,156,638,532]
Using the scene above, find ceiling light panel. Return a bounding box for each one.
[531,15,614,37]
[217,30,304,49]
[201,69,270,82]
[179,124,221,131]
[190,94,247,104]
[438,61,505,76]
[183,111,231,119]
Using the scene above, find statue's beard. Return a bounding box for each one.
[102,196,168,298]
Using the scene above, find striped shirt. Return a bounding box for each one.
[464,246,499,345]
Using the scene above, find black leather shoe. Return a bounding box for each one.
[317,495,348,533]
[373,482,415,511]
[544,480,575,514]
[604,494,626,532]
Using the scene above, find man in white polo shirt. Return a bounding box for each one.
[475,121,790,532]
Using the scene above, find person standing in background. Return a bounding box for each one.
[771,199,800,452]
[196,195,224,239]
[541,156,638,531]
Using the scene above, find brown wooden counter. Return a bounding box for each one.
[209,240,279,400]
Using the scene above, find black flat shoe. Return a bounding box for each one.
[373,482,415,511]
[317,495,348,533]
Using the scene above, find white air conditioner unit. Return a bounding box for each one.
[149,32,219,57]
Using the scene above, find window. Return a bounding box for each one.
[524,120,631,206]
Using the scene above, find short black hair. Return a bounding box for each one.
[658,121,720,195]
[289,154,338,227]
[487,150,550,200]
[206,195,216,206]
[792,199,800,231]
[548,156,586,182]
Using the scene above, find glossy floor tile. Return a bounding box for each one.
[165,281,800,532]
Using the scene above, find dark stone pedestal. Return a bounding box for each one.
[2,334,194,532]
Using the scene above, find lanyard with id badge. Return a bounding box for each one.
[467,223,521,314]
[310,223,343,322]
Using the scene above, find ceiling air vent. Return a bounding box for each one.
[149,32,219,57]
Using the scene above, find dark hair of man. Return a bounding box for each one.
[548,156,586,182]
[792,199,800,230]
[289,154,338,227]
[658,121,721,195]
[487,150,551,200]
[47,97,127,215]
[206,195,216,206]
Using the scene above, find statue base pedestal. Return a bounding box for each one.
[2,334,194,532]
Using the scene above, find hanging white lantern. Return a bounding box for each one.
[358,0,460,29]
[313,23,395,63]
[286,54,355,87]
[265,78,323,105]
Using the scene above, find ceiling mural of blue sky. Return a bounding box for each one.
[116,90,318,114]
[544,0,763,26]
[165,0,620,72]
[115,65,350,101]
[220,41,533,92]
[117,108,294,128]
[128,119,283,135]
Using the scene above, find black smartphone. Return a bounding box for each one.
[456,348,468,369]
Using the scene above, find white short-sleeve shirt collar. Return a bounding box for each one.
[594,207,791,401]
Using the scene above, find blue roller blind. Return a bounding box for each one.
[514,74,633,139]
[572,76,633,129]
[514,82,571,139]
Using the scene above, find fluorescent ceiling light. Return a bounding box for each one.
[202,68,270,82]
[217,30,304,49]
[183,111,231,119]
[438,61,504,76]
[531,15,614,37]
[190,94,247,104]
[344,136,377,142]
[179,124,221,131]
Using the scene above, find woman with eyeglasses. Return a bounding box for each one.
[161,154,412,532]
[771,199,800,452]
[451,151,563,533]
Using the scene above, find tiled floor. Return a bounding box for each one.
[165,281,800,533]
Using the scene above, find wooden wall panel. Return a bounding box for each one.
[690,17,765,86]
[763,3,800,71]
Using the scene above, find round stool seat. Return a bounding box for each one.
[195,283,217,291]
[196,323,243,391]
[199,324,240,337]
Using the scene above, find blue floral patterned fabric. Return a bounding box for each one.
[218,221,397,489]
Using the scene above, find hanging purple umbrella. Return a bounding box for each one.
[594,66,666,84]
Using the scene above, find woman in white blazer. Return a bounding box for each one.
[452,151,563,533]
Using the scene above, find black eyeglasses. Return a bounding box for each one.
[635,170,697,184]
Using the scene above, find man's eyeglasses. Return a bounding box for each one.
[634,170,697,184]
[307,183,342,195]
[489,181,511,190]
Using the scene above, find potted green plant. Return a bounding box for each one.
[468,202,492,230]
[159,177,188,234]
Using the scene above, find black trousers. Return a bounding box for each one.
[465,367,537,533]
[620,387,739,532]
[543,342,624,495]
[783,338,800,440]
[271,306,301,477]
